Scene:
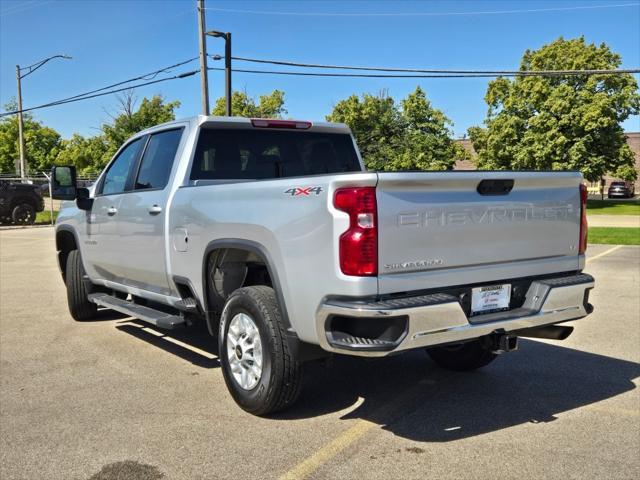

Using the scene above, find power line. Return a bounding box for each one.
[204,3,640,17]
[0,0,53,18]
[4,54,638,118]
[208,67,503,78]
[0,58,198,116]
[41,57,198,107]
[0,69,198,117]
[228,56,640,76]
[209,67,640,79]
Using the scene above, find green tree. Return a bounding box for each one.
[0,100,62,174]
[392,87,465,171]
[327,87,463,171]
[102,92,180,160]
[54,134,108,175]
[468,37,640,181]
[212,90,287,118]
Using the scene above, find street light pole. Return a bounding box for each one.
[16,65,26,180]
[15,54,72,182]
[197,0,210,115]
[207,30,232,116]
[223,32,232,116]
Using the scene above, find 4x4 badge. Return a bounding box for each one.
[284,187,323,196]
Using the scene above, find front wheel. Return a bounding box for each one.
[219,286,302,415]
[65,250,97,321]
[426,339,498,371]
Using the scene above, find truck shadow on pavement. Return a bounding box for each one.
[115,319,220,369]
[290,339,640,441]
[111,320,639,442]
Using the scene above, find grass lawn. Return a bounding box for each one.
[588,227,640,245]
[35,210,58,225]
[586,199,640,215]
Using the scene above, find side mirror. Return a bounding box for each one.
[76,187,93,211]
[51,166,77,200]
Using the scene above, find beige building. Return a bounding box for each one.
[455,132,640,191]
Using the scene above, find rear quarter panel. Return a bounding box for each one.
[168,173,377,343]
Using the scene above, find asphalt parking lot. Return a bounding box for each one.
[1,228,639,480]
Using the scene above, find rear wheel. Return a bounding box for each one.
[11,203,36,225]
[219,286,302,415]
[65,249,97,321]
[426,339,497,371]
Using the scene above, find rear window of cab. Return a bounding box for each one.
[190,129,361,180]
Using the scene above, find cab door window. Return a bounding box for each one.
[100,138,143,195]
[134,129,183,190]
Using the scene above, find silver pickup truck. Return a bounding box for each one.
[52,115,594,415]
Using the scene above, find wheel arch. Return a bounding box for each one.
[202,239,292,337]
[10,195,37,209]
[55,226,79,284]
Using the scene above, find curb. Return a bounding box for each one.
[0,224,54,231]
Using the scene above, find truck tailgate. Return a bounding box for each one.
[376,171,584,294]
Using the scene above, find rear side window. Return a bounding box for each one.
[100,138,143,195]
[135,129,183,190]
[190,129,361,180]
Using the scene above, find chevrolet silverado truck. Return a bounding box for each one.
[51,116,594,415]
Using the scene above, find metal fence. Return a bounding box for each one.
[0,174,97,193]
[0,173,97,226]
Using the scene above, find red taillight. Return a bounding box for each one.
[579,183,588,254]
[334,187,377,276]
[250,118,312,130]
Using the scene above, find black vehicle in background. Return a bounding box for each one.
[608,181,636,199]
[0,180,45,225]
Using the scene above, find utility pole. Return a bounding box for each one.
[197,0,210,115]
[16,65,26,181]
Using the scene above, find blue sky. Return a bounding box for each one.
[1,0,639,139]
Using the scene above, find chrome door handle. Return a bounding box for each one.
[107,207,118,216]
[148,205,162,215]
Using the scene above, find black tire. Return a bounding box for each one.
[219,286,302,415]
[65,250,97,321]
[11,203,36,225]
[426,339,498,372]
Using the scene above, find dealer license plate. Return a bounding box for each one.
[471,284,511,315]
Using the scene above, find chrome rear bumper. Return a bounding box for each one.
[316,273,594,357]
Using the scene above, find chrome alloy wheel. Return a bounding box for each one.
[226,312,263,390]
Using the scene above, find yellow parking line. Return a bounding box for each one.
[279,382,428,480]
[279,420,375,480]
[586,245,623,264]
